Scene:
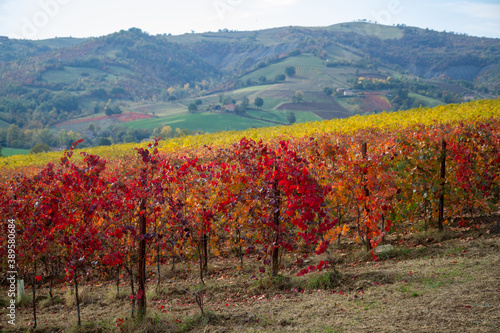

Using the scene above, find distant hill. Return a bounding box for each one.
[0,22,498,151]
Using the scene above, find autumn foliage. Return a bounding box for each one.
[1,102,499,324]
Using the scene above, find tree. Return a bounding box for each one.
[30,143,51,154]
[97,137,112,146]
[287,112,296,124]
[254,97,264,108]
[323,87,333,96]
[57,129,80,147]
[110,87,127,98]
[241,96,249,111]
[36,128,56,146]
[0,144,2,157]
[285,66,296,77]
[105,107,114,117]
[6,124,23,147]
[90,88,108,99]
[274,74,286,82]
[188,103,198,113]
[195,100,203,106]
[234,104,243,115]
[292,91,304,104]
[112,106,122,115]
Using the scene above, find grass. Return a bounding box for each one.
[104,286,130,303]
[1,147,30,157]
[42,66,106,84]
[127,102,187,117]
[306,271,338,290]
[245,108,320,124]
[2,220,499,332]
[39,296,64,308]
[232,85,274,94]
[32,37,87,49]
[261,97,285,110]
[177,311,220,332]
[241,53,325,82]
[409,92,445,108]
[64,286,99,307]
[16,294,33,307]
[124,112,273,132]
[66,320,114,333]
[324,22,404,40]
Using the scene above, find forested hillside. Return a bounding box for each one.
[0,22,498,152]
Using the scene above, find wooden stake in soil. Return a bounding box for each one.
[74,269,81,327]
[199,245,205,285]
[32,263,37,331]
[361,142,371,251]
[49,271,53,299]
[438,139,447,231]
[237,228,244,269]
[137,198,147,319]
[155,215,161,290]
[116,266,120,296]
[125,265,135,318]
[203,233,208,271]
[272,179,281,276]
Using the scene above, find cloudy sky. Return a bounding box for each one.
[0,0,499,40]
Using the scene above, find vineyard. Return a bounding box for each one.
[356,92,392,113]
[1,99,500,332]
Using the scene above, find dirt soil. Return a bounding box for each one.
[1,219,499,333]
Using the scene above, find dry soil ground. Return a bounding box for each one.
[1,219,499,333]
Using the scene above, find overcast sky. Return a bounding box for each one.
[0,0,499,40]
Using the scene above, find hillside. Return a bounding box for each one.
[0,22,498,152]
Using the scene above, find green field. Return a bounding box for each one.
[42,66,106,84]
[241,53,325,82]
[323,22,405,40]
[124,112,273,132]
[42,65,132,85]
[261,97,285,110]
[231,85,275,94]
[409,93,445,108]
[32,37,88,49]
[1,147,30,157]
[246,108,320,124]
[127,102,187,117]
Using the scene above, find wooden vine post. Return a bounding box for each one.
[32,262,37,330]
[438,139,447,231]
[137,198,147,318]
[74,267,81,327]
[272,178,281,277]
[361,142,371,251]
